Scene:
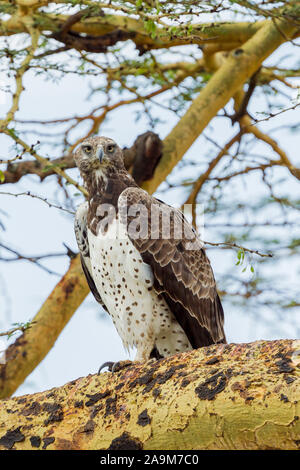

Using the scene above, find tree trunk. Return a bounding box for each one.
[0,339,299,450]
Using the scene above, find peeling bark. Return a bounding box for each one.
[0,340,299,450]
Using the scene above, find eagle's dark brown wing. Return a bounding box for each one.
[80,254,106,306]
[119,187,226,348]
[74,202,108,310]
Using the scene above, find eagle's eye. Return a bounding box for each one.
[82,144,93,155]
[106,143,116,153]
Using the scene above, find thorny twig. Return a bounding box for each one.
[0,243,67,276]
[0,191,75,215]
[203,240,273,258]
[0,321,35,339]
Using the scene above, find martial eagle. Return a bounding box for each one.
[74,136,226,366]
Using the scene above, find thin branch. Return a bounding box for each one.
[0,28,40,125]
[0,242,66,275]
[0,322,33,339]
[1,133,88,196]
[231,68,260,123]
[203,240,273,258]
[184,131,244,227]
[0,191,75,214]
[252,101,300,124]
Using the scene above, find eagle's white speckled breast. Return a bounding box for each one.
[87,217,191,360]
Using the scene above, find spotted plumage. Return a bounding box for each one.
[74,136,226,362]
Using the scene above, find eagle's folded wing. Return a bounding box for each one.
[74,201,107,309]
[119,187,226,348]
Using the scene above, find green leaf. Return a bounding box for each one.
[0,170,5,183]
[7,128,18,139]
[144,19,157,39]
[236,248,245,266]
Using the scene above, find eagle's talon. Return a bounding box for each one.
[111,360,133,373]
[98,361,115,374]
[98,360,133,374]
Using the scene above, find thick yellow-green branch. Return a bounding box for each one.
[1,8,265,49]
[0,339,299,450]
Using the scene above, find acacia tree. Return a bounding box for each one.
[0,0,299,450]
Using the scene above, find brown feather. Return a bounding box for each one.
[120,187,226,346]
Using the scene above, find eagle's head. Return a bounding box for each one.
[74,136,124,176]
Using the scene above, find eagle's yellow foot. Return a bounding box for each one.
[98,360,133,374]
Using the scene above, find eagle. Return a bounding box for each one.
[74,136,226,368]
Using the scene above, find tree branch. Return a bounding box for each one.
[0,132,88,196]
[0,339,299,449]
[1,10,267,49]
[142,17,299,194]
[0,255,89,399]
[0,132,162,186]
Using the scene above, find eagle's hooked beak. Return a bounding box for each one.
[97,146,104,163]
